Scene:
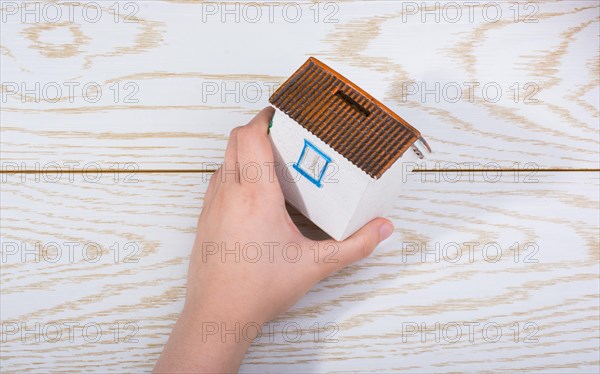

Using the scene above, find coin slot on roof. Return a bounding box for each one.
[335,90,370,117]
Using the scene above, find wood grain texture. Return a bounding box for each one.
[1,0,599,372]
[1,0,598,169]
[1,172,599,372]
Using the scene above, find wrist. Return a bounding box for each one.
[182,293,269,332]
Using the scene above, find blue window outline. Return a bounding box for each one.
[293,139,331,188]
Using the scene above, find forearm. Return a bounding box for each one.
[154,306,255,373]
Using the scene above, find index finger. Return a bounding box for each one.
[236,107,276,185]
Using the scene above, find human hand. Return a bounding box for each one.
[154,107,394,373]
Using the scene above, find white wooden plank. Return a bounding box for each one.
[1,171,598,372]
[1,1,598,169]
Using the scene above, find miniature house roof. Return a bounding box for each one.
[269,57,426,179]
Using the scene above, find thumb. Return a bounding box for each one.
[315,218,394,278]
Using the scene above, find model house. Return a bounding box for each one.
[269,57,430,241]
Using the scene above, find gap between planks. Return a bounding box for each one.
[0,168,599,174]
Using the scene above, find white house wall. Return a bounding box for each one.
[269,108,373,240]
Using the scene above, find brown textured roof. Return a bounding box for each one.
[269,57,421,179]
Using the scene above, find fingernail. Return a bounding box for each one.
[379,222,394,241]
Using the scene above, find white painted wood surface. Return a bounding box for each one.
[1,0,599,372]
[2,0,598,169]
[2,172,599,372]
